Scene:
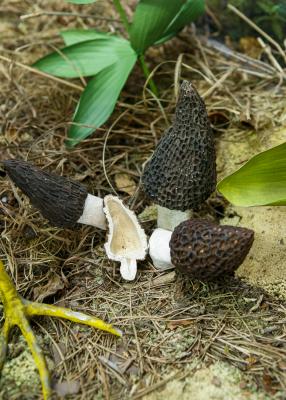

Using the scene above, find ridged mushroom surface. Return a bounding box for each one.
[142,81,216,211]
[4,159,87,228]
[170,219,254,280]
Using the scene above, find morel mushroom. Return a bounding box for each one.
[151,219,254,278]
[142,80,216,230]
[170,219,254,280]
[4,159,106,229]
[142,81,216,268]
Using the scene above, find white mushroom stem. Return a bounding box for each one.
[77,193,107,230]
[157,205,193,231]
[120,258,137,281]
[149,228,173,270]
[149,207,193,270]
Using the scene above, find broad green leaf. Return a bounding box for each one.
[61,29,118,46]
[66,0,97,4]
[155,0,205,45]
[130,0,186,54]
[67,53,137,146]
[217,142,286,206]
[34,37,132,78]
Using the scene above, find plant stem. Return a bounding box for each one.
[139,55,159,96]
[112,0,159,96]
[113,0,130,33]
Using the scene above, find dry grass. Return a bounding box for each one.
[1,1,286,399]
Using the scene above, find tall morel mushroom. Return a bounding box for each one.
[142,81,216,268]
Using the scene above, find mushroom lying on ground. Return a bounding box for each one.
[170,219,254,280]
[4,159,147,280]
[4,159,106,230]
[1,159,147,398]
[145,219,254,279]
[142,81,216,268]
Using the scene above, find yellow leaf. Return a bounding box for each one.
[115,173,137,196]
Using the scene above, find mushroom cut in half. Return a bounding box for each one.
[142,81,216,268]
[104,195,148,281]
[153,219,254,280]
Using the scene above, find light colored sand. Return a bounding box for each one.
[217,127,286,298]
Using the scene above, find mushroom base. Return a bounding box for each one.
[149,228,173,270]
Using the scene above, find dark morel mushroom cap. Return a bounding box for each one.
[4,159,87,228]
[170,219,254,280]
[142,81,216,211]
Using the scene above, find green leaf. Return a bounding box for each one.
[130,0,186,54]
[156,0,205,45]
[217,142,286,206]
[61,29,117,46]
[34,37,132,78]
[66,0,97,4]
[67,54,137,146]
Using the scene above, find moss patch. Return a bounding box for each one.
[144,361,271,400]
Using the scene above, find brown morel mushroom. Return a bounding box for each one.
[4,159,106,229]
[170,219,254,280]
[142,80,216,231]
[142,81,216,268]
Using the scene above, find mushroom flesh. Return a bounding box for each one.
[104,195,148,281]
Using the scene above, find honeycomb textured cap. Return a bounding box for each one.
[170,219,254,280]
[4,159,88,228]
[142,80,216,211]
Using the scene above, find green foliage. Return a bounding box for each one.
[68,51,137,146]
[130,0,186,54]
[61,29,114,46]
[217,142,286,207]
[256,0,286,41]
[34,0,205,146]
[155,0,206,45]
[34,36,133,78]
[207,0,286,42]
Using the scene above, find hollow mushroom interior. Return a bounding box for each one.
[105,197,145,258]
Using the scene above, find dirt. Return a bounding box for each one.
[218,127,286,298]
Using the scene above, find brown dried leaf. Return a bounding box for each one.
[33,273,64,302]
[239,37,262,59]
[167,319,193,330]
[115,173,137,196]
